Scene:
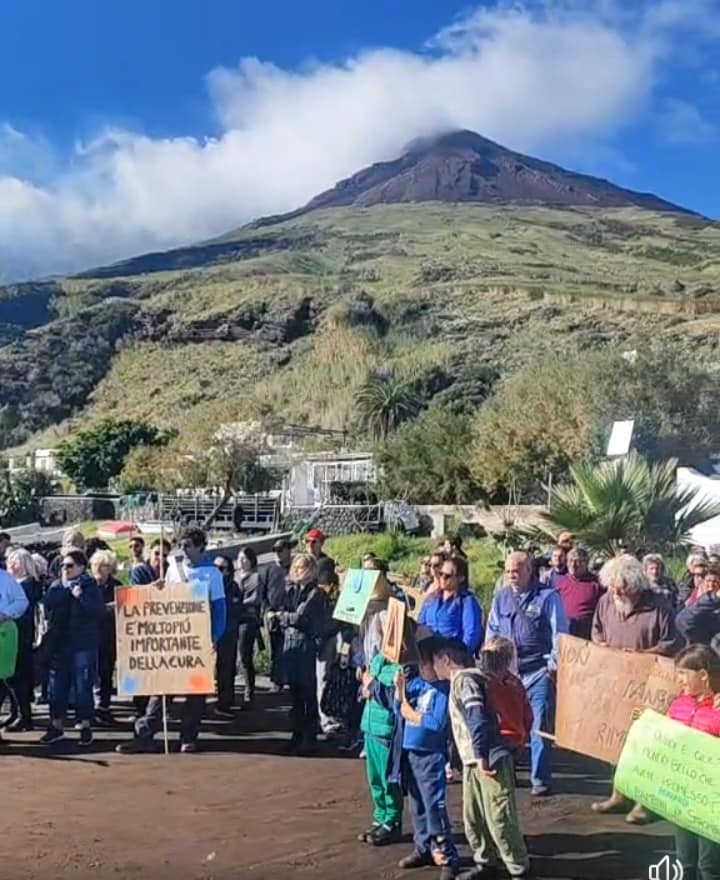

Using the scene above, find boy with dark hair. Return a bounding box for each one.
[393,637,458,880]
[432,638,532,880]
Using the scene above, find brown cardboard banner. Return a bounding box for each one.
[555,634,678,765]
[115,582,215,697]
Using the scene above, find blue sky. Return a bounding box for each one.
[1,0,718,279]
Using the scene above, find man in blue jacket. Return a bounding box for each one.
[419,556,484,656]
[487,551,568,797]
[676,570,720,652]
[117,528,226,754]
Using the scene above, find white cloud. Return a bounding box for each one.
[658,98,718,144]
[0,0,717,281]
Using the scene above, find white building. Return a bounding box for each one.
[7,448,61,477]
[677,465,720,550]
[286,452,377,507]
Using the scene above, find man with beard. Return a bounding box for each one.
[590,554,679,824]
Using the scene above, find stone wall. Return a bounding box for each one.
[39,495,118,527]
[283,505,382,536]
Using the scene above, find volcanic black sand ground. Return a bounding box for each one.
[1,683,672,880]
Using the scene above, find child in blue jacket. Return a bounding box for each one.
[374,637,458,880]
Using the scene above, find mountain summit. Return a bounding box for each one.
[297,130,690,215]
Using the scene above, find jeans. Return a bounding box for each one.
[316,638,342,734]
[134,694,206,745]
[238,621,257,702]
[676,826,720,880]
[406,750,458,865]
[215,615,239,710]
[526,670,555,789]
[48,649,97,725]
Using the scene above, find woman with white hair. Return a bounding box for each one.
[267,553,324,754]
[678,551,709,609]
[591,555,680,824]
[642,553,678,611]
[89,550,121,725]
[2,548,42,730]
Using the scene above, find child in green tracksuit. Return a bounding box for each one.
[359,651,403,846]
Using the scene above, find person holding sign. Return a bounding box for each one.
[665,645,720,880]
[591,555,679,823]
[40,551,105,747]
[390,640,459,880]
[117,528,226,754]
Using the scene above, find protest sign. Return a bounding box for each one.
[333,568,379,625]
[0,620,18,679]
[402,584,427,622]
[615,709,720,844]
[381,597,406,663]
[555,634,678,764]
[115,583,215,697]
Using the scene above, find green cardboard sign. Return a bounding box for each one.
[615,709,720,844]
[333,568,380,625]
[0,620,18,679]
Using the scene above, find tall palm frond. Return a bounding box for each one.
[530,454,720,556]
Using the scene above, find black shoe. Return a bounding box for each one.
[40,727,65,745]
[6,718,34,732]
[371,824,402,847]
[0,711,18,729]
[358,823,381,843]
[214,707,235,720]
[94,709,115,728]
[78,726,93,747]
[115,739,160,755]
[398,851,433,869]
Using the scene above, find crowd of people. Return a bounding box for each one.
[1,523,719,880]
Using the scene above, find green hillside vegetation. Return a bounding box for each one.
[2,204,718,470]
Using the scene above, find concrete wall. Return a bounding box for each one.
[415,504,548,538]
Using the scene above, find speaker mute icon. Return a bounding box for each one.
[649,855,684,880]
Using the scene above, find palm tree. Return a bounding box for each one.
[355,373,421,440]
[533,454,720,556]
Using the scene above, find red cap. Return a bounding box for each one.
[306,528,326,543]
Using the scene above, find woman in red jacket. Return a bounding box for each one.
[667,645,720,880]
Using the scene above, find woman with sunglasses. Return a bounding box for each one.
[39,550,105,747]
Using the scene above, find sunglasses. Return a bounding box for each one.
[440,571,456,580]
[61,562,77,570]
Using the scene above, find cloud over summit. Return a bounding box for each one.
[0,0,717,281]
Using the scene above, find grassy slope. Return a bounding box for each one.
[6,203,720,452]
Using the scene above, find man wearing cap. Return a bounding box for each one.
[306,528,335,571]
[262,537,297,692]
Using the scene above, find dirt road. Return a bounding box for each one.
[1,689,671,880]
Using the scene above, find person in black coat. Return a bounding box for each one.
[3,548,42,730]
[267,553,325,754]
[214,554,242,716]
[39,550,105,747]
[89,549,122,725]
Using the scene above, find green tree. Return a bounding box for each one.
[199,422,280,528]
[378,406,485,504]
[356,373,422,440]
[470,352,612,497]
[533,454,720,556]
[0,466,57,526]
[56,417,172,490]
